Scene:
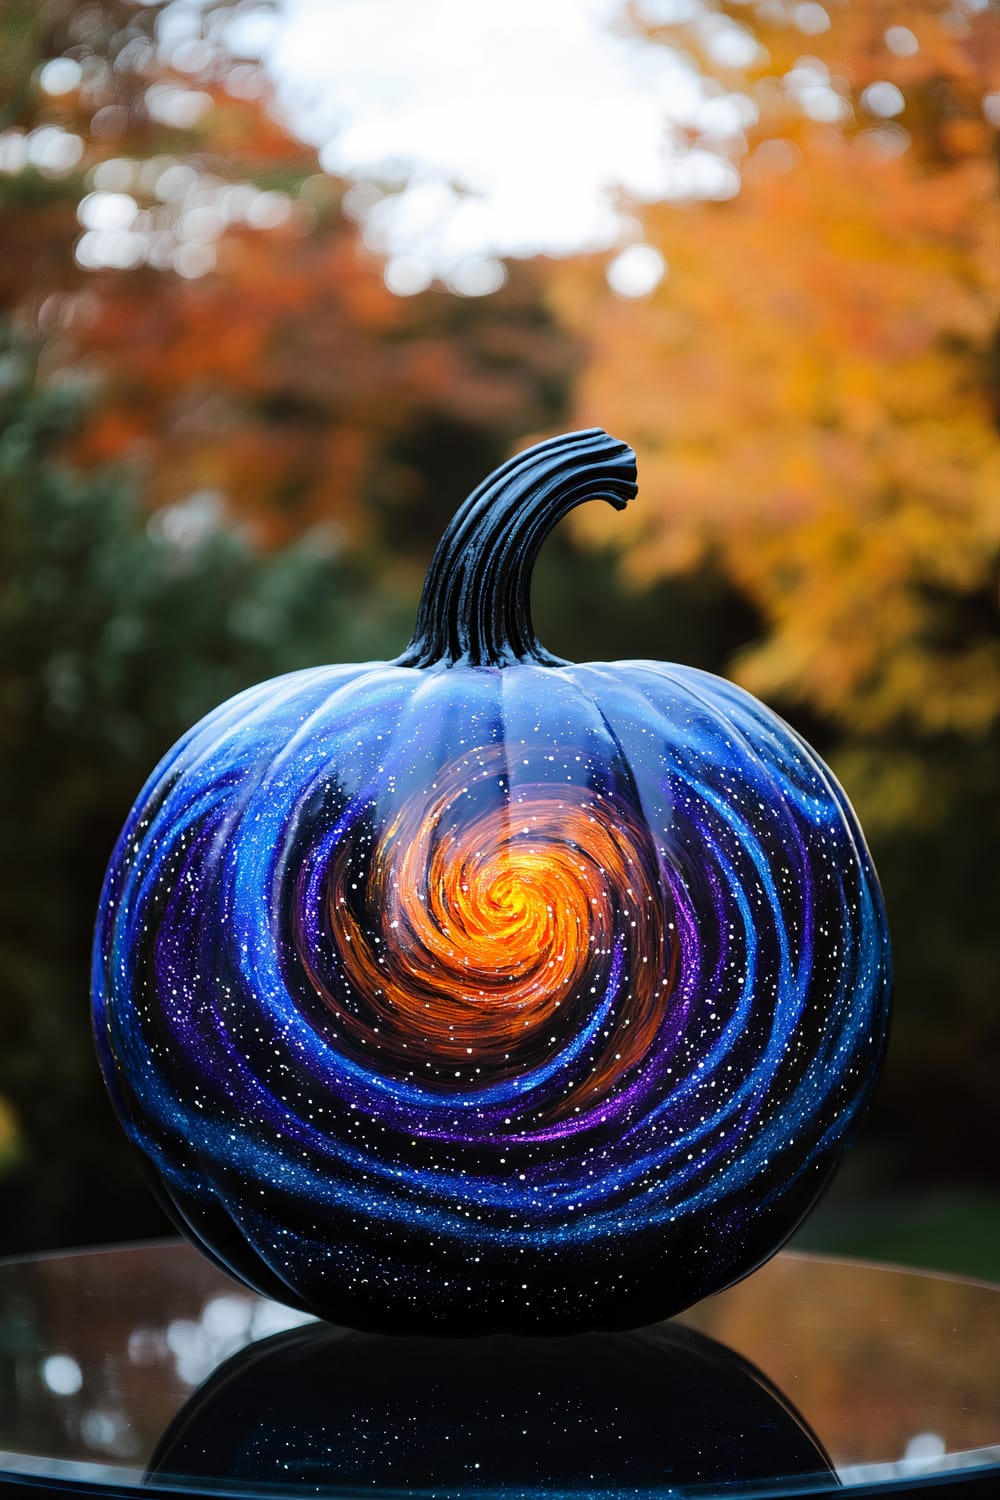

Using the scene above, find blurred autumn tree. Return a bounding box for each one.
[1,0,578,547]
[556,0,1000,1187]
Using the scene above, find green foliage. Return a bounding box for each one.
[0,329,411,1247]
[793,1179,1000,1286]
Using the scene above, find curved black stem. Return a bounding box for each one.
[396,429,637,669]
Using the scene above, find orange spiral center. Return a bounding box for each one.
[320,747,672,1110]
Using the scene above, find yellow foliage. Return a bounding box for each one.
[554,2,1000,741]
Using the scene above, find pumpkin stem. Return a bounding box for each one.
[396,429,637,669]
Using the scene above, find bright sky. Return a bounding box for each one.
[230,0,758,294]
[23,0,927,296]
[14,0,799,294]
[15,0,945,300]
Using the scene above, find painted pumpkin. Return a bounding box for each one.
[93,429,891,1334]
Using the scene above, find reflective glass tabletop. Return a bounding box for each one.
[0,1241,996,1498]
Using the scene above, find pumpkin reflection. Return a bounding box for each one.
[148,1318,834,1494]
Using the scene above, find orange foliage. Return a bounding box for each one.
[2,3,573,552]
[67,214,572,546]
[555,0,1000,751]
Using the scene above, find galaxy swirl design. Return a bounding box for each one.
[315,743,672,1114]
[93,660,891,1332]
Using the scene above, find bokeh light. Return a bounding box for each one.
[606,243,667,297]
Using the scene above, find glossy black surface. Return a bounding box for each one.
[0,1243,997,1497]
